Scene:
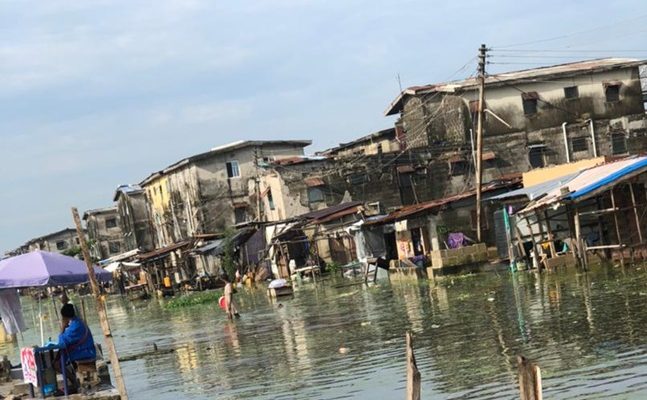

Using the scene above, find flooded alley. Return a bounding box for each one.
[4,265,647,399]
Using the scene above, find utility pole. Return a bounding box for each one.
[72,208,129,400]
[253,147,262,222]
[475,44,488,243]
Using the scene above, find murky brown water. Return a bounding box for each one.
[4,264,647,399]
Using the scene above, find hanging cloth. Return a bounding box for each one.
[0,289,26,335]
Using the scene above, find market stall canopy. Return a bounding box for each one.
[104,261,141,273]
[0,250,112,288]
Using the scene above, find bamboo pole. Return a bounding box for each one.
[541,211,556,258]
[405,332,421,400]
[72,207,129,400]
[573,206,586,270]
[518,355,542,400]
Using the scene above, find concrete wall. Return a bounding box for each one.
[85,209,125,259]
[116,192,154,251]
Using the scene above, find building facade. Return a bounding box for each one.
[6,228,86,257]
[140,140,311,248]
[83,207,125,260]
[113,184,155,252]
[385,58,647,186]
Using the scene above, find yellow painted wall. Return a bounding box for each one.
[144,176,171,213]
[522,157,606,187]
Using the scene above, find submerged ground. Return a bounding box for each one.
[4,264,647,399]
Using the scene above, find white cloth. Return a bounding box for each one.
[268,279,287,289]
[0,289,26,335]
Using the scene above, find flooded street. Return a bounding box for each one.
[5,265,647,399]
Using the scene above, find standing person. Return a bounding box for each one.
[223,278,240,320]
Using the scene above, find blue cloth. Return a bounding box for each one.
[57,317,96,362]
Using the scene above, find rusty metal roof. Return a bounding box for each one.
[300,201,363,221]
[366,179,520,225]
[385,58,645,116]
[138,240,192,261]
[304,177,325,187]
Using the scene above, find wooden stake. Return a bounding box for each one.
[629,183,643,244]
[518,355,542,400]
[72,207,129,400]
[541,211,556,258]
[406,332,421,400]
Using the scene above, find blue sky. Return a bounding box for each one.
[1,0,646,252]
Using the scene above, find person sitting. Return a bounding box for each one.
[56,304,96,392]
[59,304,96,363]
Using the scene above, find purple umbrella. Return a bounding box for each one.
[0,250,112,288]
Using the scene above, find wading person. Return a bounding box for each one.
[223,278,240,320]
[56,304,97,392]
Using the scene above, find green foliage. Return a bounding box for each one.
[164,290,223,309]
[222,228,236,281]
[62,246,82,258]
[327,261,341,274]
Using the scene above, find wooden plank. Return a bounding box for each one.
[578,207,619,216]
[518,355,542,400]
[610,188,625,267]
[629,183,644,244]
[406,332,421,400]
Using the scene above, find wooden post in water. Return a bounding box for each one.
[72,207,129,400]
[518,355,542,400]
[609,188,625,267]
[405,332,421,400]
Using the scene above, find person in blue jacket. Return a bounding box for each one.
[58,303,96,363]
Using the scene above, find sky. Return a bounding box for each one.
[1,0,647,253]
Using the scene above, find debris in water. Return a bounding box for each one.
[487,297,495,302]
[339,347,350,354]
[361,321,371,326]
[431,324,441,329]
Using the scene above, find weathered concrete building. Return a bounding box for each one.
[385,58,647,184]
[113,184,154,252]
[6,228,86,256]
[83,207,125,260]
[140,140,311,248]
[319,128,402,159]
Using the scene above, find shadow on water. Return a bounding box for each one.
[4,264,647,399]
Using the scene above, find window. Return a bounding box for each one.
[108,241,121,254]
[564,86,579,100]
[522,92,539,115]
[450,160,469,176]
[105,218,117,229]
[528,146,546,169]
[267,189,276,211]
[605,84,621,103]
[612,132,627,155]
[234,207,247,224]
[571,137,588,153]
[308,187,325,204]
[56,241,68,250]
[226,161,240,178]
[471,209,489,230]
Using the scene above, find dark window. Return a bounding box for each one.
[528,146,546,169]
[108,241,121,254]
[522,92,539,115]
[605,84,621,102]
[234,207,247,224]
[105,218,117,229]
[571,137,588,153]
[564,86,579,99]
[75,238,80,244]
[308,187,325,204]
[226,161,240,178]
[450,161,469,176]
[612,132,627,155]
[471,209,489,230]
[56,241,67,250]
[267,190,276,211]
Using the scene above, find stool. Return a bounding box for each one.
[75,360,99,390]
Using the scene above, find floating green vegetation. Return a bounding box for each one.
[164,290,223,309]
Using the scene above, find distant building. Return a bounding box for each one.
[113,184,154,252]
[139,140,312,248]
[6,228,86,257]
[319,128,401,159]
[83,207,125,260]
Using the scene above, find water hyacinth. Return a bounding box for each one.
[164,290,224,309]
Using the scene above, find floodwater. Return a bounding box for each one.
[4,265,647,399]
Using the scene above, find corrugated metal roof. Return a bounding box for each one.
[385,58,645,115]
[488,172,579,201]
[518,156,647,214]
[300,201,363,221]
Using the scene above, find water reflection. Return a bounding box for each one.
[4,266,647,398]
